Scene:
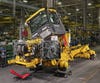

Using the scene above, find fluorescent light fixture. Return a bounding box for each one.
[88,13,91,16]
[88,3,92,6]
[68,13,71,15]
[0,11,2,13]
[76,8,79,11]
[57,2,62,5]
[23,0,28,3]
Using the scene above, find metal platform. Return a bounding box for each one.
[0,45,100,83]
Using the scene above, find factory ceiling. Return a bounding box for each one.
[0,0,100,28]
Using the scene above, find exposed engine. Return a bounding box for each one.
[8,8,96,77]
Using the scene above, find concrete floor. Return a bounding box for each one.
[0,45,100,83]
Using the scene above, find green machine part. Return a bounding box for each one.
[6,44,14,60]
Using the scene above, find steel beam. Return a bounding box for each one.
[82,0,87,29]
[47,0,53,8]
[99,8,100,28]
[0,0,39,10]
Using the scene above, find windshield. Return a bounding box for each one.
[29,10,60,33]
[29,11,48,33]
[49,12,60,24]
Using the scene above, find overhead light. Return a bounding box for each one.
[88,13,91,16]
[0,11,2,13]
[88,3,92,6]
[23,0,28,3]
[57,2,62,5]
[76,8,79,12]
[68,13,71,15]
[3,32,8,35]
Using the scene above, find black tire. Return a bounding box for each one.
[29,68,37,72]
[90,54,96,60]
[69,70,72,75]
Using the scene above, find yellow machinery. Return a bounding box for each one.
[8,8,96,77]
